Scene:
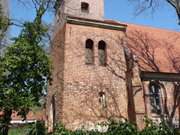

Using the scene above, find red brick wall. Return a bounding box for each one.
[47,22,180,131]
[47,22,133,130]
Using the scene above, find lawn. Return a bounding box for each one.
[8,125,31,135]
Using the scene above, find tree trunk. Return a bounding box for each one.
[0,109,12,135]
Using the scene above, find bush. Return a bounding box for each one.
[107,120,138,135]
[53,120,138,135]
[52,123,71,135]
[26,121,46,135]
[53,119,178,135]
[140,118,175,135]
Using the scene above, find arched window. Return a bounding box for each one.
[85,39,94,64]
[81,2,89,13]
[98,40,107,66]
[149,81,161,114]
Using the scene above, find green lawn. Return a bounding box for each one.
[9,125,31,135]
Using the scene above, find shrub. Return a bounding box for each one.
[52,118,178,135]
[53,120,138,135]
[26,121,46,135]
[53,123,72,135]
[107,120,138,135]
[140,118,175,135]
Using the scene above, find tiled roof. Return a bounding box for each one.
[126,23,180,73]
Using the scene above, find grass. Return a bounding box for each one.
[8,125,31,135]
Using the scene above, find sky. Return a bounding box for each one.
[105,0,180,31]
[9,0,180,38]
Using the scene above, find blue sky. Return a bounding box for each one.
[9,0,180,37]
[105,0,180,31]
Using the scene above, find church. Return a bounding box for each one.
[46,0,180,132]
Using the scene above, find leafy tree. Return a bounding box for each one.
[0,1,51,135]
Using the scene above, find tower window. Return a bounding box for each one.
[85,39,94,65]
[149,81,161,114]
[98,40,107,66]
[81,2,89,13]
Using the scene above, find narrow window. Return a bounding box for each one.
[98,40,107,66]
[81,2,89,13]
[85,39,94,65]
[99,91,107,108]
[149,81,161,114]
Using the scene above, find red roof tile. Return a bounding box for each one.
[126,23,180,73]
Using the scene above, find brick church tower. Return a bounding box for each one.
[46,0,145,132]
[57,0,104,20]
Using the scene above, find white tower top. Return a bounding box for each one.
[58,0,104,20]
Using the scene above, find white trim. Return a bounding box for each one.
[10,120,36,124]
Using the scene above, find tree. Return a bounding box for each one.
[131,0,180,24]
[0,1,51,134]
[0,0,9,49]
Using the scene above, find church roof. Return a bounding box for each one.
[126,23,180,73]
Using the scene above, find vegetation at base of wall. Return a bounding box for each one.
[26,121,47,135]
[9,125,31,135]
[140,118,175,135]
[6,119,180,135]
[52,119,179,135]
[8,121,47,135]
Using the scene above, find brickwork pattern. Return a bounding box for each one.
[47,23,134,130]
[60,0,104,20]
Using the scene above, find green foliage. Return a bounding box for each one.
[9,122,46,135]
[27,121,46,135]
[0,1,51,135]
[8,124,33,135]
[53,121,138,135]
[175,129,180,135]
[0,36,50,114]
[7,120,180,135]
[53,119,178,135]
[107,120,138,135]
[52,123,71,135]
[140,118,175,135]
